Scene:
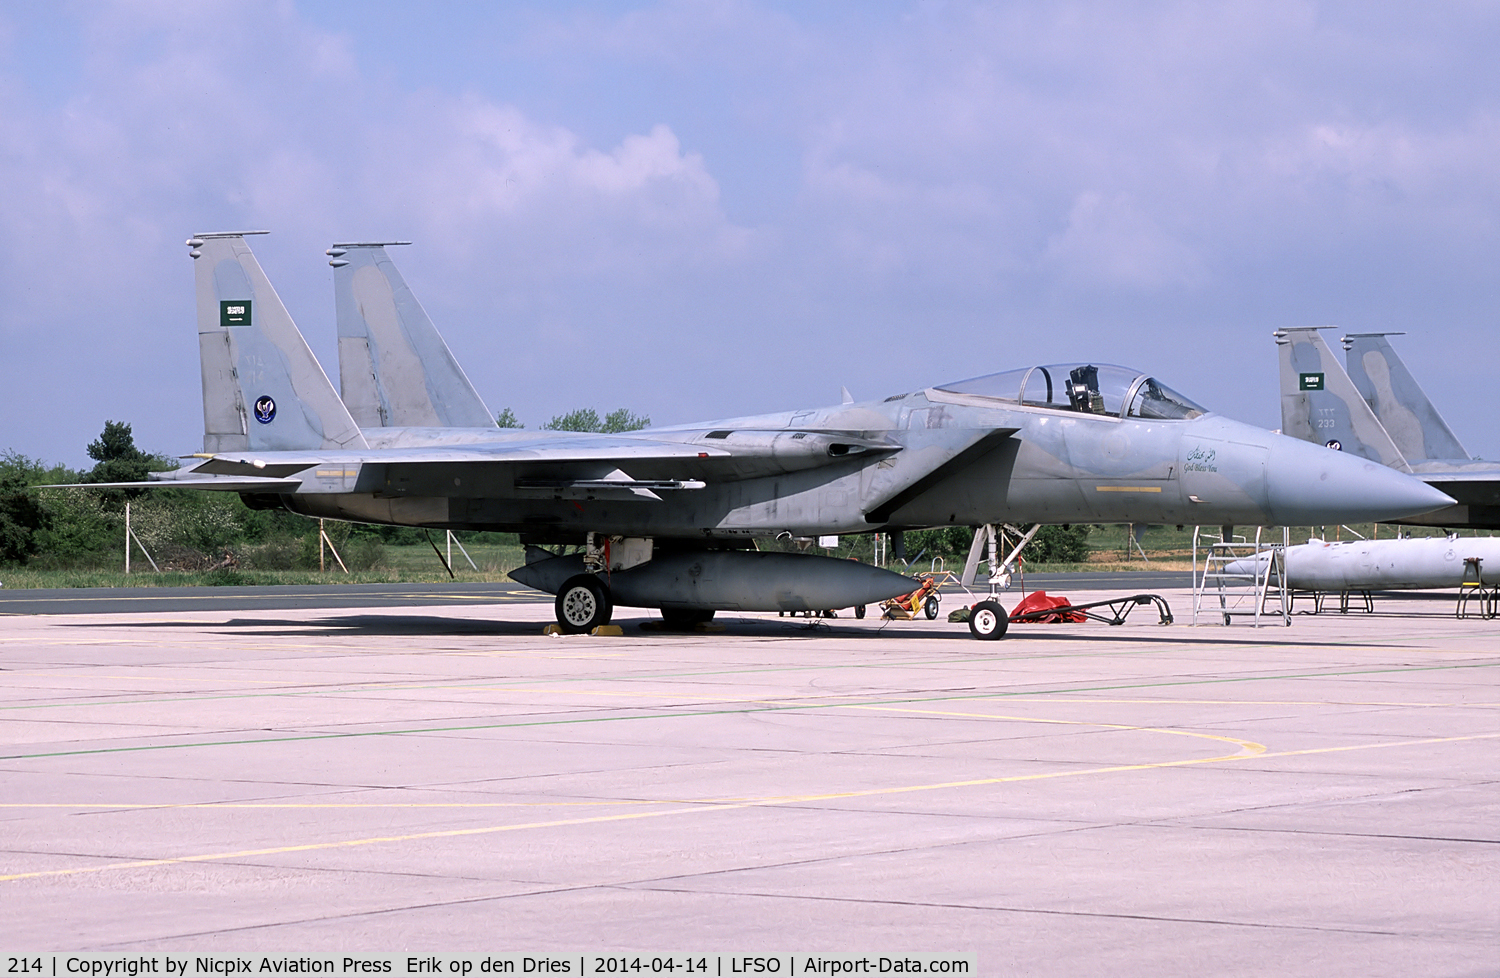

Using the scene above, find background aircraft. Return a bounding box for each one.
[1276,328,1500,529]
[92,233,1454,638]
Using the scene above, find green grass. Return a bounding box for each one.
[0,542,524,589]
[1,524,1482,590]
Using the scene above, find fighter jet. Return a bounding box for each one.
[83,232,1454,638]
[1275,328,1500,528]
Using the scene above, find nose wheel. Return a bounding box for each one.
[555,574,614,633]
[967,599,1009,640]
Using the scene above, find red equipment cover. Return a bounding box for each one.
[1010,590,1087,623]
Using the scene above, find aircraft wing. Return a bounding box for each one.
[165,429,906,493]
[190,438,720,475]
[53,428,1030,507]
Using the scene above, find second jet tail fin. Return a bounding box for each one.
[1274,327,1409,471]
[190,232,368,454]
[1342,332,1470,462]
[330,243,496,429]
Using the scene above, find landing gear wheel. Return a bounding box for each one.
[923,596,940,620]
[854,605,866,619]
[556,575,612,633]
[968,600,1008,640]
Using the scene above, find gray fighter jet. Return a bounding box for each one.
[90,232,1453,638]
[1276,327,1500,528]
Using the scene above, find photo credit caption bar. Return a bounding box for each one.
[4,957,974,977]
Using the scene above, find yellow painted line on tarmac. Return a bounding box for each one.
[465,688,806,703]
[839,704,1269,755]
[0,592,537,605]
[0,800,662,810]
[0,638,193,647]
[6,673,307,687]
[4,731,1494,884]
[948,696,1500,709]
[454,651,627,658]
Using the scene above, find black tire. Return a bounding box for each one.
[853,605,866,619]
[967,600,1009,640]
[923,595,940,620]
[660,607,715,627]
[555,575,612,633]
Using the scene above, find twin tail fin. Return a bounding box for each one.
[330,242,495,429]
[190,232,368,454]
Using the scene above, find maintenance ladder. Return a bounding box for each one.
[1192,527,1291,627]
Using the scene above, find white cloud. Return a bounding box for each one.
[3,1,1500,463]
[0,1,760,461]
[1044,192,1206,290]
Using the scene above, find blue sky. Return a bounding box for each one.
[3,0,1498,466]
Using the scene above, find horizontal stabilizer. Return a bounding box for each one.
[43,475,303,493]
[185,456,317,478]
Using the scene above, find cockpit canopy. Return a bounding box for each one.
[936,363,1206,421]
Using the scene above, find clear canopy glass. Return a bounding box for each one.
[936,363,1206,420]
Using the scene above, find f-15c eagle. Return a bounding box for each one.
[80,232,1453,638]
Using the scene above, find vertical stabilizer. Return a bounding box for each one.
[330,243,495,428]
[1274,327,1409,471]
[1342,332,1470,462]
[189,232,368,454]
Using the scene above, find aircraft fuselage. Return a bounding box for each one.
[269,387,1447,543]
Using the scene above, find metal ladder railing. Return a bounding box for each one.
[1192,526,1291,626]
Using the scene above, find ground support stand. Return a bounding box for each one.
[1007,593,1174,627]
[1456,586,1498,619]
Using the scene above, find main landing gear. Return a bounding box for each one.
[555,574,613,634]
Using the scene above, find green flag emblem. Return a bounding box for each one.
[220,300,252,327]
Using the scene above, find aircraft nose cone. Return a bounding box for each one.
[1264,439,1455,525]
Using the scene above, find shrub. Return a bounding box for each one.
[242,536,301,570]
[0,469,50,565]
[346,536,387,571]
[1023,525,1092,563]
